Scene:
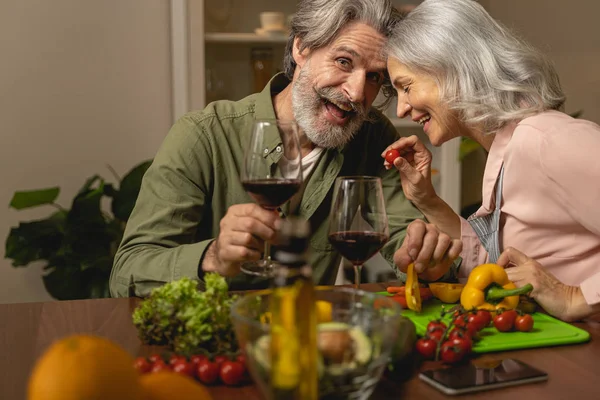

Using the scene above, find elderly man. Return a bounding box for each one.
[110,0,461,297]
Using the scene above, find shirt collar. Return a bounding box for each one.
[253,73,291,158]
[481,121,518,211]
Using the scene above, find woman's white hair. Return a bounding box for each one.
[386,0,565,134]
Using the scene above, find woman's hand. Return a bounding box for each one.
[393,220,462,282]
[381,135,437,208]
[497,247,575,321]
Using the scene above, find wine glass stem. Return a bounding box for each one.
[264,241,271,264]
[353,264,363,289]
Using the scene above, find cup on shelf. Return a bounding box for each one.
[259,11,285,31]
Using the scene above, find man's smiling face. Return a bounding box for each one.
[291,22,387,149]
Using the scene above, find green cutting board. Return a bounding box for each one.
[377,293,591,353]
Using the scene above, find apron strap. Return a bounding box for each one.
[467,165,505,263]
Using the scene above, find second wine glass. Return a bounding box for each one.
[240,119,303,277]
[328,176,390,289]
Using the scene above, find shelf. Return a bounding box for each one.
[389,117,419,128]
[205,32,288,44]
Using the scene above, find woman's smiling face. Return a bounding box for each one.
[387,57,464,146]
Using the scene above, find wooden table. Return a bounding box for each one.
[2,282,599,399]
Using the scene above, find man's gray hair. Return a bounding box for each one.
[386,0,566,134]
[284,0,403,104]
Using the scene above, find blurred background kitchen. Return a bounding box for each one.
[1,0,598,304]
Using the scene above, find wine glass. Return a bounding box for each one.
[328,176,390,289]
[240,119,303,277]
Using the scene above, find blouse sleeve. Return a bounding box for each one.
[540,118,600,304]
[539,119,600,236]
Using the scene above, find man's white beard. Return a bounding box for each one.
[291,64,367,149]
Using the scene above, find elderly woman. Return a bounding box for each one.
[384,0,600,321]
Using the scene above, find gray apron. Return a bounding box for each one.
[467,165,505,263]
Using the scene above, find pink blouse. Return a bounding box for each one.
[458,111,600,305]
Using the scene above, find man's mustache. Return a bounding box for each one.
[316,87,366,118]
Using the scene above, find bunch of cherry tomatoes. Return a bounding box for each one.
[134,352,248,386]
[415,308,534,364]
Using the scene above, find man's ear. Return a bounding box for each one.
[292,37,308,68]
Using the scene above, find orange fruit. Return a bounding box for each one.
[139,371,213,400]
[27,334,141,400]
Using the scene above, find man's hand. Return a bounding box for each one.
[497,247,576,321]
[393,219,462,281]
[202,203,280,277]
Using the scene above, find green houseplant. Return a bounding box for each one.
[5,160,152,300]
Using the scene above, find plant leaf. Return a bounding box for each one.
[68,181,106,225]
[103,183,117,198]
[459,137,482,162]
[569,109,583,119]
[66,182,114,263]
[9,187,60,210]
[112,160,152,221]
[78,175,102,195]
[83,267,112,299]
[88,279,111,299]
[5,211,67,266]
[42,263,87,300]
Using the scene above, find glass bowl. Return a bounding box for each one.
[230,287,405,399]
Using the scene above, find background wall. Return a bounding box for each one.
[485,0,600,125]
[0,0,173,303]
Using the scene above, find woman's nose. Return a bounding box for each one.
[396,98,412,119]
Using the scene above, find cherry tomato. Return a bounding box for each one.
[220,361,246,386]
[448,327,470,341]
[148,354,164,364]
[133,357,151,374]
[475,310,492,328]
[448,335,472,353]
[236,354,246,366]
[428,327,445,343]
[415,337,437,359]
[515,314,534,332]
[427,320,447,333]
[196,360,220,385]
[190,354,208,365]
[385,149,400,164]
[150,360,171,373]
[453,317,478,337]
[493,310,518,332]
[172,360,195,377]
[214,355,229,365]
[440,340,467,364]
[467,313,487,331]
[169,354,187,366]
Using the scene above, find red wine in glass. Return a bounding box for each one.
[241,178,302,210]
[328,176,389,288]
[327,231,389,266]
[240,119,303,277]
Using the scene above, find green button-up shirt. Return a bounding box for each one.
[110,74,424,297]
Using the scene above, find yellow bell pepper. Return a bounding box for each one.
[460,263,533,311]
[405,263,422,312]
[429,282,465,304]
